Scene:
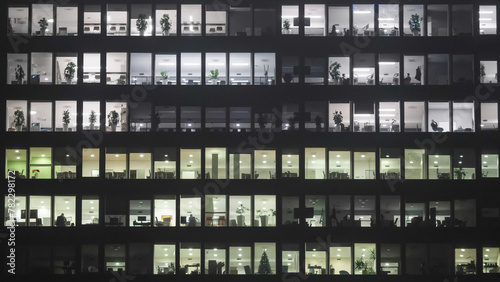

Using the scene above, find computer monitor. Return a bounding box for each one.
[137,216,147,221]
[180,216,187,224]
[21,209,38,219]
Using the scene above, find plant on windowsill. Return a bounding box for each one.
[160,14,171,36]
[64,62,76,84]
[329,62,341,85]
[32,169,40,179]
[283,73,293,84]
[14,110,25,132]
[235,204,249,226]
[89,110,97,130]
[333,111,343,132]
[136,14,148,36]
[454,167,467,180]
[208,69,219,85]
[409,14,421,36]
[15,64,25,85]
[160,70,169,85]
[480,63,486,83]
[108,110,119,132]
[62,110,71,131]
[282,19,291,34]
[257,113,269,130]
[354,249,376,275]
[38,17,48,36]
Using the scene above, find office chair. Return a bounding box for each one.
[339,270,349,275]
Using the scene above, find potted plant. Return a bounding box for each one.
[257,250,272,274]
[282,19,291,34]
[333,111,343,132]
[329,62,341,85]
[409,14,421,36]
[108,110,119,132]
[480,63,486,83]
[89,110,97,130]
[160,71,169,84]
[15,65,25,85]
[354,257,367,274]
[257,113,269,129]
[354,249,376,275]
[136,14,148,36]
[64,62,76,84]
[314,115,323,131]
[208,69,219,85]
[160,14,171,36]
[14,110,25,132]
[32,169,40,179]
[62,110,71,131]
[283,73,293,84]
[38,17,48,36]
[454,167,467,180]
[256,209,270,227]
[235,204,249,226]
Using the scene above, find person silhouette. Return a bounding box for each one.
[430,120,443,132]
[56,213,67,227]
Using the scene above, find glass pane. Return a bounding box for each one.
[305,57,325,85]
[353,102,375,132]
[81,197,99,225]
[107,4,128,36]
[305,195,326,227]
[482,247,500,273]
[55,53,77,85]
[56,6,77,36]
[155,106,176,132]
[405,243,427,274]
[229,153,252,179]
[6,100,27,132]
[306,101,327,131]
[305,148,326,179]
[205,148,227,179]
[404,102,425,132]
[428,102,450,132]
[282,244,299,273]
[329,102,350,131]
[129,152,151,179]
[282,197,299,225]
[354,195,375,227]
[230,107,251,132]
[105,102,128,131]
[455,199,476,227]
[254,243,276,274]
[206,4,227,36]
[130,102,152,132]
[254,150,276,179]
[353,53,375,85]
[84,5,101,34]
[29,147,51,179]
[230,53,251,85]
[455,248,476,275]
[30,102,53,132]
[480,103,498,130]
[403,5,424,36]
[453,149,475,180]
[105,148,127,179]
[482,154,499,178]
[380,244,400,274]
[4,195,26,226]
[155,4,176,36]
[427,5,448,36]
[83,101,100,130]
[254,8,276,36]
[7,53,28,85]
[181,5,201,36]
[354,243,376,274]
[380,196,401,227]
[281,6,298,35]
[480,6,497,35]
[8,7,29,34]
[329,244,351,274]
[229,246,251,274]
[480,61,498,84]
[31,52,53,84]
[254,53,275,85]
[354,152,375,179]
[282,150,299,178]
[130,53,152,85]
[205,195,227,227]
[453,102,475,132]
[155,54,177,85]
[282,56,299,83]
[328,57,350,85]
[229,196,252,226]
[5,149,27,179]
[180,149,201,179]
[154,196,176,227]
[305,243,327,275]
[82,148,99,177]
[154,244,176,274]
[378,5,399,36]
[379,102,400,132]
[305,5,325,36]
[32,4,53,36]
[428,54,449,85]
[330,196,351,227]
[105,244,126,271]
[206,53,227,85]
[106,53,127,85]
[83,53,101,84]
[255,195,276,227]
[205,107,226,131]
[352,5,374,36]
[328,6,349,36]
[130,4,152,36]
[81,245,99,272]
[53,147,77,179]
[29,195,52,226]
[328,151,351,179]
[403,55,425,85]
[181,53,201,85]
[452,5,472,36]
[180,196,201,227]
[452,55,473,85]
[428,154,451,180]
[204,243,226,274]
[180,106,201,131]
[54,196,76,227]
[129,200,151,227]
[379,54,400,85]
[380,148,401,179]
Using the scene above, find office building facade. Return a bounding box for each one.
[2,0,500,281]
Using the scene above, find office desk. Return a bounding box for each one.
[155,171,175,179]
[329,172,349,179]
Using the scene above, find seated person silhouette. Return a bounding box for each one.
[187,214,197,227]
[430,120,444,132]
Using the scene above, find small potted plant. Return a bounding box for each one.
[208,69,219,85]
[283,73,293,84]
[14,110,25,132]
[15,65,25,85]
[64,62,76,84]
[257,113,269,130]
[108,110,119,132]
[235,204,249,226]
[62,110,71,131]
[333,111,343,132]
[409,14,421,36]
[314,115,323,131]
[256,209,270,227]
[454,167,467,180]
[160,14,171,36]
[38,17,48,36]
[282,19,291,34]
[136,14,148,36]
[160,71,169,85]
[329,62,341,85]
[480,63,486,83]
[89,110,97,130]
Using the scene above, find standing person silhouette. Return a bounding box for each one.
[56,213,67,227]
